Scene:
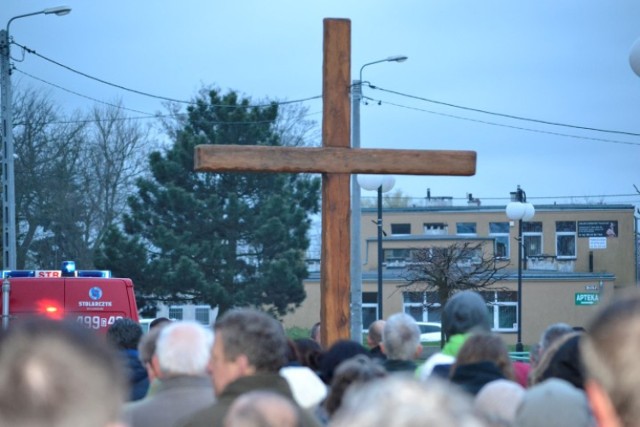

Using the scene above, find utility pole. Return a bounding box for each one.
[0,29,17,270]
[350,78,363,340]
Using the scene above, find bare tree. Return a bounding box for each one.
[12,89,151,268]
[400,241,508,343]
[272,101,320,147]
[78,102,151,260]
[13,88,87,268]
[361,188,411,208]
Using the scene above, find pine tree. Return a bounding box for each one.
[97,90,320,316]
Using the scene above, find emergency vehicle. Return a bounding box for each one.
[1,261,139,332]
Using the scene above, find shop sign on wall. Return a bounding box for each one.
[575,292,599,306]
[578,221,618,238]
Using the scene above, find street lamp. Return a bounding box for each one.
[505,185,535,352]
[629,37,640,77]
[0,6,71,269]
[357,174,395,320]
[351,55,407,337]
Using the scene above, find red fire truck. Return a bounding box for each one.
[1,261,139,332]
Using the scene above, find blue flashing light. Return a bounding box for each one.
[61,261,76,277]
[2,270,36,278]
[76,270,111,278]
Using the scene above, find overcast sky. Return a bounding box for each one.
[3,1,640,207]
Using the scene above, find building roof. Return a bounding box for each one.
[361,203,636,214]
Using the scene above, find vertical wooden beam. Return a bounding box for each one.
[320,18,351,347]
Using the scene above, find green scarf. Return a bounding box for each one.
[441,333,469,357]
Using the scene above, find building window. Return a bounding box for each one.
[194,306,210,326]
[522,221,543,257]
[362,292,378,331]
[456,222,477,235]
[402,292,441,322]
[556,221,577,259]
[480,291,517,332]
[168,306,184,320]
[424,222,448,235]
[490,222,510,259]
[391,223,411,235]
[383,248,411,268]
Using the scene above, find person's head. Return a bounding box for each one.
[367,319,386,349]
[528,342,542,368]
[381,313,422,361]
[137,321,170,382]
[310,322,321,345]
[331,375,485,427]
[293,338,322,371]
[224,390,299,427]
[515,378,594,427]
[318,339,370,384]
[0,318,127,427]
[442,291,491,341]
[581,292,640,427]
[156,321,214,378]
[539,322,573,356]
[474,379,525,425]
[106,317,143,351]
[210,308,287,394]
[324,354,387,416]
[149,317,171,330]
[451,332,514,381]
[530,332,584,389]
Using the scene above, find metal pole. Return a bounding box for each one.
[377,185,383,319]
[516,218,523,352]
[2,277,10,330]
[350,79,363,340]
[0,29,16,270]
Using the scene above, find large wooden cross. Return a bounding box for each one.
[195,19,476,347]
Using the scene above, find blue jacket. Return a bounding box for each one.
[122,349,150,401]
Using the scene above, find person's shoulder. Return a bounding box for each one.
[416,352,455,380]
[175,404,217,427]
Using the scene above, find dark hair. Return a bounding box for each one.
[149,317,171,330]
[106,318,143,350]
[293,338,323,371]
[318,340,370,384]
[324,354,387,416]
[138,321,170,365]
[532,332,584,389]
[310,322,321,340]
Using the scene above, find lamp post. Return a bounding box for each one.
[0,6,71,270]
[357,174,395,320]
[350,56,407,338]
[505,185,535,352]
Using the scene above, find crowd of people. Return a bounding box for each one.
[1,288,640,427]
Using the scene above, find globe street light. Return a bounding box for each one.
[629,37,640,77]
[357,174,395,320]
[505,185,535,352]
[350,56,407,338]
[0,6,71,269]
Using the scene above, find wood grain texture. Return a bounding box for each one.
[194,145,477,176]
[320,18,351,347]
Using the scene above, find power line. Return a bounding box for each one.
[14,68,319,126]
[14,40,640,146]
[366,83,640,138]
[12,41,322,108]
[362,96,640,147]
[14,68,156,116]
